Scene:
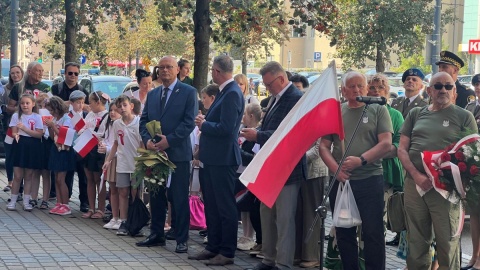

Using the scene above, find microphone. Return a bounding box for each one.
[356,96,387,105]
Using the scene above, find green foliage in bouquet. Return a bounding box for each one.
[132,120,176,195]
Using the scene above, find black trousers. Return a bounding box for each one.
[65,159,88,203]
[150,161,190,243]
[200,164,238,258]
[329,175,386,270]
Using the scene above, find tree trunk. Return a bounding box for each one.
[64,0,76,64]
[375,45,385,72]
[242,49,247,75]
[193,0,210,95]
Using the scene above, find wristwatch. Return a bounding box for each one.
[360,155,368,166]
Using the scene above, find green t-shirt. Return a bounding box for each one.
[326,103,393,180]
[181,76,193,86]
[384,104,405,189]
[9,81,51,102]
[401,105,477,173]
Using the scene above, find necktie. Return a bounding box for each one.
[403,97,410,111]
[161,87,169,110]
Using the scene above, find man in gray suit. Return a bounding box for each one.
[391,68,428,119]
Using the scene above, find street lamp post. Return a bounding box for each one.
[10,0,18,65]
[431,0,441,74]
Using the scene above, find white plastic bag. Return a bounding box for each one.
[332,180,362,228]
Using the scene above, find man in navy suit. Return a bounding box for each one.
[189,55,244,266]
[136,56,198,254]
[241,61,305,270]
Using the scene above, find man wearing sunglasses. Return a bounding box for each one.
[398,72,476,269]
[391,68,428,119]
[51,62,89,107]
[436,50,475,108]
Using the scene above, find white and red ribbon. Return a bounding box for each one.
[420,134,480,237]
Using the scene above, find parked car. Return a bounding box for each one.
[79,75,133,99]
[41,79,53,87]
[298,71,321,78]
[458,75,474,90]
[388,77,405,99]
[122,82,140,93]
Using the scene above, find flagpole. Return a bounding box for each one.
[306,103,372,270]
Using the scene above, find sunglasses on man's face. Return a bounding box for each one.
[68,71,79,76]
[433,84,454,90]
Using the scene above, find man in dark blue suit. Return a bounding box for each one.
[136,56,198,254]
[188,55,244,266]
[241,61,305,270]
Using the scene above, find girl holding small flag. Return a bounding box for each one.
[81,91,109,219]
[7,94,43,211]
[44,96,76,215]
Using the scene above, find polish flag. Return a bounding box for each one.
[56,126,75,146]
[73,129,98,158]
[239,61,345,208]
[4,127,13,144]
[70,112,86,133]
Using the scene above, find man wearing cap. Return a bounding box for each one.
[391,68,428,119]
[436,50,475,108]
[465,74,480,130]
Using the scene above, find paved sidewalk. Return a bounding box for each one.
[0,166,471,269]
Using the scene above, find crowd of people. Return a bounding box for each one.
[1,50,480,270]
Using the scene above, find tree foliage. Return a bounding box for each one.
[97,4,194,67]
[0,0,55,70]
[153,0,288,90]
[289,0,452,72]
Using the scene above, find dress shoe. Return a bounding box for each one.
[461,265,474,270]
[175,242,188,253]
[188,249,217,260]
[205,254,234,266]
[199,229,208,237]
[135,234,166,247]
[165,228,176,240]
[244,262,276,270]
[299,261,320,268]
[385,233,400,246]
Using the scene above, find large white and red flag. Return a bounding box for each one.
[73,129,98,158]
[239,61,345,208]
[56,126,76,146]
[70,112,86,133]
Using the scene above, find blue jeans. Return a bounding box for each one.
[329,175,386,270]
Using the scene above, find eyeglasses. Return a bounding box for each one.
[264,76,281,88]
[210,68,220,73]
[433,84,454,90]
[68,71,79,76]
[157,65,175,70]
[368,85,386,91]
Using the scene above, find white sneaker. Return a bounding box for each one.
[111,219,122,230]
[237,237,255,251]
[23,203,33,212]
[103,218,118,229]
[7,201,16,211]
